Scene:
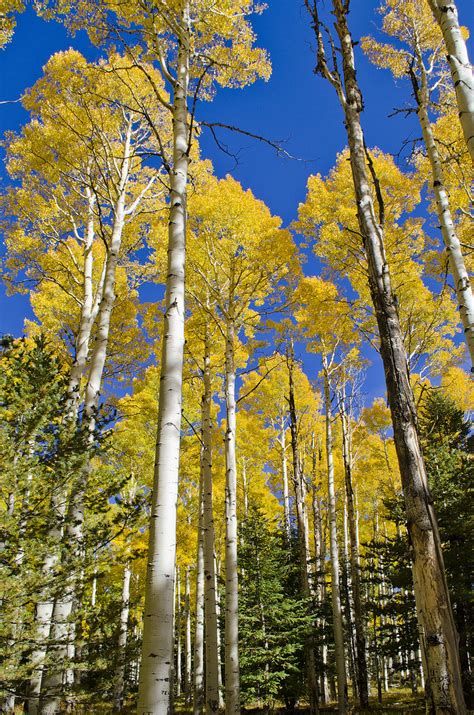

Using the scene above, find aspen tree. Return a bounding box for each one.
[362,0,474,368]
[286,340,320,715]
[188,176,298,714]
[295,276,357,714]
[337,368,369,708]
[304,2,466,710]
[425,0,474,162]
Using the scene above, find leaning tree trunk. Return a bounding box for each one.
[136,9,190,712]
[339,388,369,708]
[39,126,132,715]
[200,323,220,715]
[287,346,319,715]
[27,191,103,715]
[426,0,474,162]
[322,360,348,714]
[410,45,474,367]
[224,315,240,715]
[320,3,466,711]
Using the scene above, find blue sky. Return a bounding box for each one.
[0,0,472,399]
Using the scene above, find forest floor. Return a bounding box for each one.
[64,690,427,714]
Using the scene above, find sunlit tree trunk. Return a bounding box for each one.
[426,0,474,162]
[137,7,190,711]
[113,563,132,711]
[310,3,466,710]
[39,122,133,715]
[322,359,347,714]
[409,43,474,367]
[224,312,240,715]
[279,415,291,538]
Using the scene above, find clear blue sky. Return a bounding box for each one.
[0,1,472,398]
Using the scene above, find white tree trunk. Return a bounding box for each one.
[177,568,182,698]
[39,124,133,715]
[411,50,474,367]
[193,487,205,715]
[113,563,132,711]
[323,362,348,714]
[200,327,220,715]
[136,10,190,711]
[280,416,291,538]
[427,0,474,162]
[184,565,192,701]
[315,4,466,710]
[224,317,240,715]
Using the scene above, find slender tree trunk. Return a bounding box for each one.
[177,568,182,699]
[339,389,369,707]
[113,563,132,711]
[200,325,220,715]
[280,416,291,538]
[137,10,190,711]
[287,346,319,715]
[409,47,474,367]
[184,566,192,702]
[323,361,347,713]
[193,489,205,715]
[224,316,240,715]
[312,4,466,710]
[426,0,474,162]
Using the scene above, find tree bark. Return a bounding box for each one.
[426,0,474,162]
[323,361,347,713]
[339,388,369,707]
[287,345,319,715]
[224,316,240,715]
[113,563,132,712]
[193,490,205,715]
[410,45,474,368]
[311,3,466,710]
[136,7,190,711]
[200,325,220,715]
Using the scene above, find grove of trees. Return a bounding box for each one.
[0,0,472,714]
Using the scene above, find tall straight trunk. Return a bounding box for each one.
[342,499,358,701]
[193,489,205,715]
[280,416,291,538]
[322,362,347,713]
[312,3,466,710]
[426,0,474,162]
[137,9,190,711]
[287,346,319,715]
[409,46,474,367]
[184,566,192,701]
[39,123,133,715]
[113,563,132,711]
[200,324,220,715]
[339,389,369,707]
[177,568,182,698]
[224,316,240,715]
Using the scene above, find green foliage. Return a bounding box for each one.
[238,509,312,708]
